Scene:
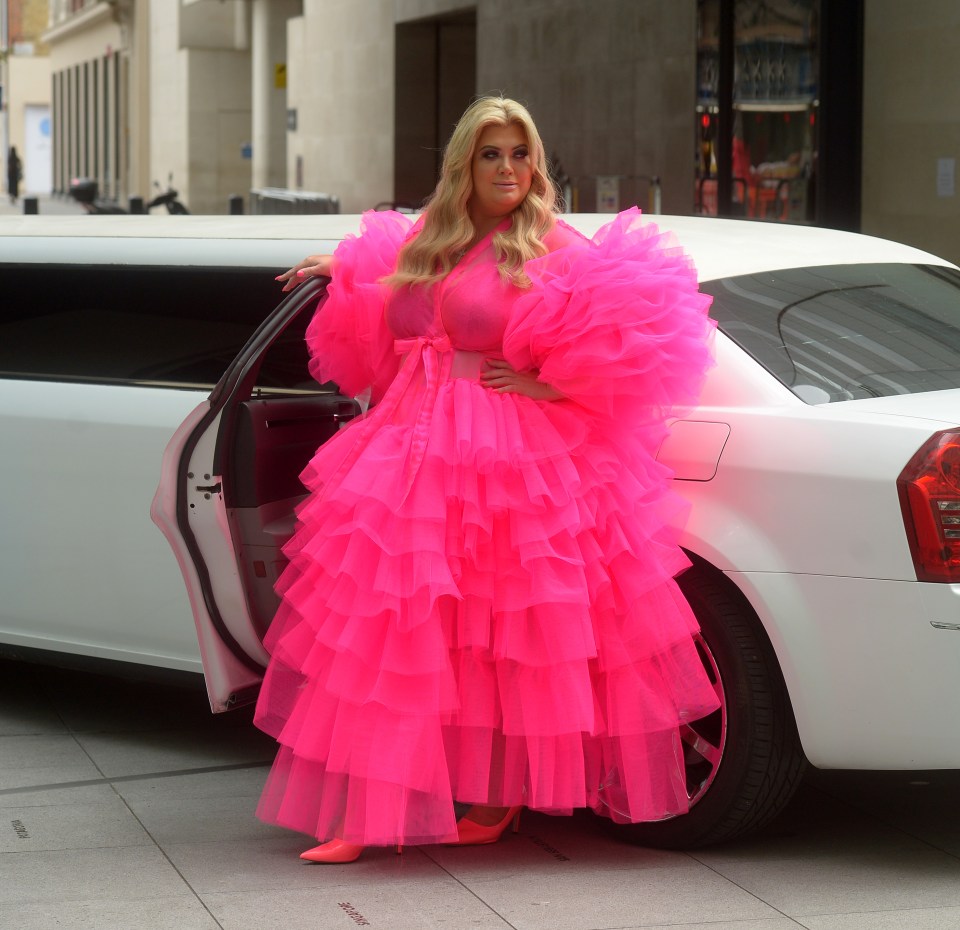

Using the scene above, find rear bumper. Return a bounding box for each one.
[728,571,960,769]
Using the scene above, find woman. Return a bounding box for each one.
[257,97,719,863]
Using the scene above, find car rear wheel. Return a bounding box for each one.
[615,559,807,848]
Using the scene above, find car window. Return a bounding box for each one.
[0,264,317,391]
[704,263,960,403]
[247,299,329,393]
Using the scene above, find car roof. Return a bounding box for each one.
[0,213,953,280]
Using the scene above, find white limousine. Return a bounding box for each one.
[2,212,959,849]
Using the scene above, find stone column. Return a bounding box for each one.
[251,0,302,190]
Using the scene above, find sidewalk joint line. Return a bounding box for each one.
[0,760,272,796]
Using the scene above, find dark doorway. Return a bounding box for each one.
[394,11,477,210]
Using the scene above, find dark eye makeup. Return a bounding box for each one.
[479,147,529,159]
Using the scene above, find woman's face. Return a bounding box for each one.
[468,122,533,231]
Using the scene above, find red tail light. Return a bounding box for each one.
[898,429,960,582]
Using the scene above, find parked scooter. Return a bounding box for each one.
[69,175,190,215]
[68,178,127,214]
[147,175,190,214]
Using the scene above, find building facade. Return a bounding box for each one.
[36,0,960,264]
[2,0,51,197]
[285,0,699,216]
[861,0,960,263]
[43,0,143,200]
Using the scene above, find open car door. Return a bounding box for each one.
[152,279,360,711]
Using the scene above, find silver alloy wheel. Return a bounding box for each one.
[594,632,726,820]
[679,632,727,808]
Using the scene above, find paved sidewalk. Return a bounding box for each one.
[2,656,960,930]
[0,192,86,216]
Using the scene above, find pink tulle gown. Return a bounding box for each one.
[253,207,721,846]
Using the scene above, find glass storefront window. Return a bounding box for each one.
[696,0,819,223]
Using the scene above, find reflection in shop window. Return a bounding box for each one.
[696,0,819,224]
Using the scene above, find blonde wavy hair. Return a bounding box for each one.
[386,96,558,290]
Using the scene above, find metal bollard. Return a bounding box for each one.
[23,197,38,215]
[228,194,244,215]
[129,196,145,214]
[648,176,662,215]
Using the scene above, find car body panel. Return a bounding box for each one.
[657,420,731,481]
[151,401,266,709]
[149,278,350,710]
[565,213,954,281]
[4,212,960,772]
[730,570,960,769]
[1,211,952,276]
[828,389,960,423]
[676,401,953,578]
[1,379,205,669]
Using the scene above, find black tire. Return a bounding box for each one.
[615,559,807,849]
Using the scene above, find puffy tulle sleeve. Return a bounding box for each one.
[305,210,414,403]
[502,208,714,428]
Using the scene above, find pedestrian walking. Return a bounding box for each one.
[7,146,22,204]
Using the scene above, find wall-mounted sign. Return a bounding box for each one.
[937,158,955,198]
[597,176,620,213]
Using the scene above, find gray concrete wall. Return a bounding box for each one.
[286,0,395,212]
[283,0,698,215]
[861,0,960,264]
[185,47,253,215]
[476,0,698,215]
[150,1,252,216]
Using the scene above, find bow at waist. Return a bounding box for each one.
[323,335,493,507]
[394,334,452,356]
[393,335,487,381]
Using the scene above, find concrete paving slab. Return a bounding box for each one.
[112,763,269,802]
[74,725,275,778]
[0,702,66,738]
[0,794,151,853]
[0,663,67,737]
[4,658,960,930]
[802,906,960,929]
[426,810,689,879]
[807,769,960,859]
[453,862,778,929]
[0,845,192,906]
[639,921,804,930]
[201,883,515,930]
[0,897,220,930]
[165,839,442,895]
[698,849,960,918]
[0,782,117,809]
[37,665,240,734]
[691,782,939,861]
[0,734,101,791]
[121,792,291,846]
[0,194,86,217]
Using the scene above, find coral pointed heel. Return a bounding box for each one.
[300,839,364,863]
[300,839,404,863]
[450,806,523,846]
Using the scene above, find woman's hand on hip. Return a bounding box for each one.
[480,359,564,400]
[276,254,334,292]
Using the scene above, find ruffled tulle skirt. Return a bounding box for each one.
[254,363,720,845]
